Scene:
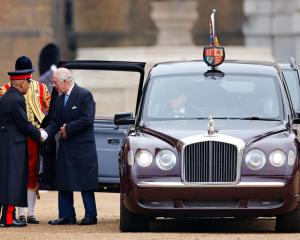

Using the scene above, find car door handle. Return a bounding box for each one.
[107,138,120,144]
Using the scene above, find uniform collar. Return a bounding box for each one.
[10,85,24,96]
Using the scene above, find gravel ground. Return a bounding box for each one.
[1,192,300,240]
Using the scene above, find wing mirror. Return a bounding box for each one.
[292,118,300,134]
[114,112,135,125]
[292,118,300,125]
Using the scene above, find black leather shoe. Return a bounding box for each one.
[48,217,76,225]
[12,219,27,227]
[0,218,27,227]
[18,215,26,223]
[0,219,27,227]
[0,223,11,227]
[77,217,97,225]
[27,215,39,224]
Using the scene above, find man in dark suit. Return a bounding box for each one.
[0,58,42,227]
[41,67,98,225]
[167,89,198,118]
[170,90,188,117]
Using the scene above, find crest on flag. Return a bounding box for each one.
[203,46,225,67]
[203,9,225,68]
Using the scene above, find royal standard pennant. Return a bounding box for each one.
[203,9,225,68]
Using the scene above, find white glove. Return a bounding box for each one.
[40,129,48,142]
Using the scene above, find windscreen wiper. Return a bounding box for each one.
[196,117,281,121]
[195,117,241,120]
[237,117,281,121]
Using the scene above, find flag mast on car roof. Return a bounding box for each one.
[203,9,225,69]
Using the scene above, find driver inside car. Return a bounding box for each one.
[170,90,188,118]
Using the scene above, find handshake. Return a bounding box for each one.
[39,124,67,142]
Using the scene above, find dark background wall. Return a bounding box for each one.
[192,0,244,45]
[73,0,244,47]
[0,0,73,85]
[73,0,157,47]
[0,0,244,85]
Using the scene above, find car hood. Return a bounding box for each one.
[142,119,288,144]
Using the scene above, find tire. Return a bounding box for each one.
[119,197,149,232]
[276,204,300,232]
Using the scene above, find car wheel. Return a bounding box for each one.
[119,197,149,232]
[276,205,300,232]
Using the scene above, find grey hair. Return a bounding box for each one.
[54,68,73,82]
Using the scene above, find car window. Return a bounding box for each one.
[70,70,140,117]
[143,73,284,121]
[282,69,300,113]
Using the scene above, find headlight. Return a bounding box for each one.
[269,150,286,167]
[155,149,176,171]
[135,149,153,167]
[245,149,266,170]
[288,150,296,166]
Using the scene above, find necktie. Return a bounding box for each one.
[64,94,69,107]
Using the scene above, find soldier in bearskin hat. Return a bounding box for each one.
[0,56,51,226]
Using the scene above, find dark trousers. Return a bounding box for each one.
[0,205,15,225]
[58,191,97,219]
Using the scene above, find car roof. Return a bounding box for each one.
[149,60,281,78]
[278,63,293,70]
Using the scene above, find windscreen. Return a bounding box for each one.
[142,73,284,121]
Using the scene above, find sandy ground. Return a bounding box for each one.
[1,191,300,240]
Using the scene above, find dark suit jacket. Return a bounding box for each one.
[0,87,40,207]
[45,84,98,191]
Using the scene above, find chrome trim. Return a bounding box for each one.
[137,181,285,188]
[180,134,246,185]
[137,198,284,209]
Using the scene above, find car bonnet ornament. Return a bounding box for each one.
[207,115,216,136]
[203,9,225,69]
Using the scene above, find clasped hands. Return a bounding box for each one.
[39,123,67,142]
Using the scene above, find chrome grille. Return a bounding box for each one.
[139,200,174,208]
[183,141,238,183]
[248,200,283,208]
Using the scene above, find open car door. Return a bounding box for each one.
[40,60,145,192]
[279,60,300,118]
